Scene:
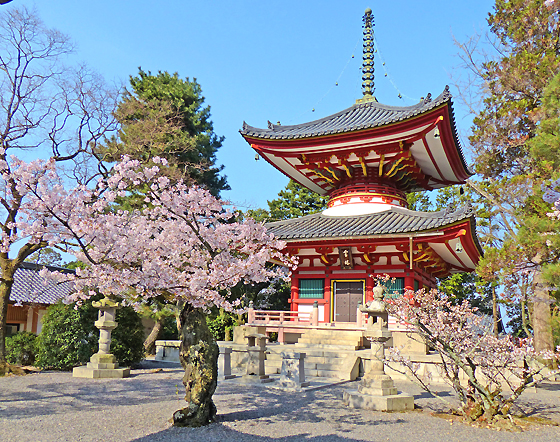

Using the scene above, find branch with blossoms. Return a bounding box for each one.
[25,156,296,312]
[385,288,559,421]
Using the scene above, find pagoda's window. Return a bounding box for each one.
[299,279,324,299]
[385,277,404,298]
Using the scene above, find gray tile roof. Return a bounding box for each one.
[266,204,478,243]
[242,87,452,140]
[9,262,74,305]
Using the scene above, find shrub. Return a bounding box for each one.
[110,305,145,366]
[206,309,238,341]
[36,297,145,370]
[36,301,94,370]
[6,331,38,366]
[160,315,179,340]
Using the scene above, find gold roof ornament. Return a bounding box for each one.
[356,8,377,104]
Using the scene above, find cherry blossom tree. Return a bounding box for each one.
[22,156,292,426]
[386,288,559,424]
[0,6,118,372]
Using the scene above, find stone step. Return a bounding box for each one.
[302,328,364,335]
[297,337,364,346]
[298,333,365,344]
[266,359,351,371]
[264,350,360,381]
[294,343,362,351]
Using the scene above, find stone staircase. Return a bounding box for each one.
[264,345,361,381]
[295,328,368,350]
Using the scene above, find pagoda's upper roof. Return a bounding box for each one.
[241,87,473,195]
[242,89,452,140]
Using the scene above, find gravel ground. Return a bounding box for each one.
[1,362,560,442]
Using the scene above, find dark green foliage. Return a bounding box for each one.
[6,331,37,366]
[528,72,560,176]
[406,191,433,211]
[437,273,494,316]
[268,180,328,221]
[36,302,92,370]
[552,311,560,349]
[24,247,63,267]
[250,180,328,222]
[103,68,228,197]
[160,315,179,340]
[36,297,145,370]
[109,305,145,366]
[206,309,238,341]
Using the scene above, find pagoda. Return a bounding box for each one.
[240,9,482,324]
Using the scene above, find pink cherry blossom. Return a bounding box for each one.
[386,288,559,419]
[17,155,295,311]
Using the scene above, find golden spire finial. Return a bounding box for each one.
[357,8,377,104]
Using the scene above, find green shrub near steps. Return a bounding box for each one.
[36,296,145,370]
[6,331,38,366]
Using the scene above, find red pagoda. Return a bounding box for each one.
[241,9,482,325]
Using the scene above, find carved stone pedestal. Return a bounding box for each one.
[242,334,273,383]
[218,347,236,380]
[279,352,310,390]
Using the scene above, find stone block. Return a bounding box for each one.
[343,390,414,411]
[241,374,274,383]
[233,325,265,344]
[87,362,118,370]
[90,353,116,364]
[391,331,428,355]
[73,366,130,379]
[154,340,181,362]
[218,347,236,380]
[279,352,309,389]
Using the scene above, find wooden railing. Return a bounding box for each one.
[246,301,410,339]
[249,309,313,324]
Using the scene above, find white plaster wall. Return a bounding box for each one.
[26,308,33,333]
[298,303,325,322]
[36,309,46,334]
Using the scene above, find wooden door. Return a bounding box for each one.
[334,281,364,322]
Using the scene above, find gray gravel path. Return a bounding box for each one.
[1,363,560,442]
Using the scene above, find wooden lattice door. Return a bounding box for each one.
[333,281,364,322]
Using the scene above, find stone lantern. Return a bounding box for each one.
[73,297,130,379]
[343,283,413,411]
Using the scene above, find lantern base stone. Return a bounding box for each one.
[73,352,130,378]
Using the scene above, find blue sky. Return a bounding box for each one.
[10,0,495,210]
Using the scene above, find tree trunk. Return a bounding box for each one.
[172,305,218,427]
[143,318,164,355]
[0,265,16,365]
[492,286,499,338]
[532,273,554,356]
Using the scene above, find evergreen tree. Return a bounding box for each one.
[248,180,328,222]
[454,0,560,336]
[102,69,228,196]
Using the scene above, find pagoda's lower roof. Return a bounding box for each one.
[266,204,483,274]
[266,204,478,243]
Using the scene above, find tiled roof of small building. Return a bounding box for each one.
[242,88,452,140]
[9,262,74,305]
[266,204,478,243]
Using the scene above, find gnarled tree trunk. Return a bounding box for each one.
[0,264,17,367]
[143,318,164,355]
[172,305,218,427]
